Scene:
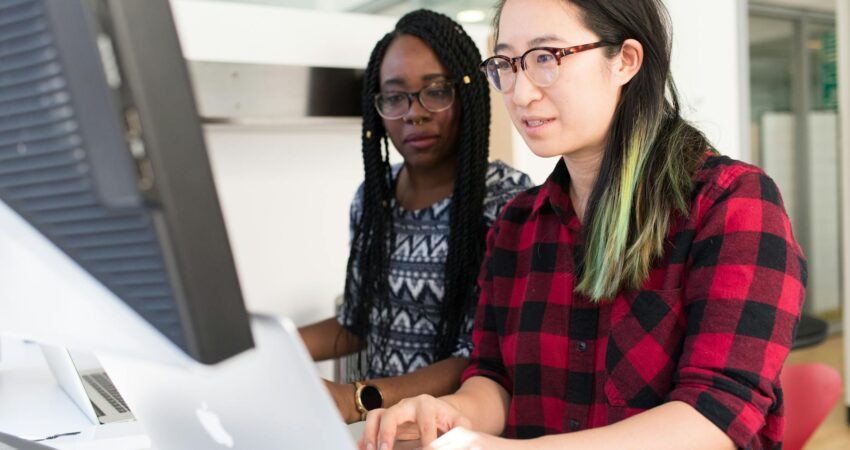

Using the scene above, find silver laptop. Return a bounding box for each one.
[96,314,360,450]
[39,344,134,425]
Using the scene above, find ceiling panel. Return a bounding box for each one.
[754,0,836,12]
[206,0,837,26]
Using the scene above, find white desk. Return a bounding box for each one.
[0,337,372,449]
[0,337,150,450]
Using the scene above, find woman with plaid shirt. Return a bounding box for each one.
[360,1,805,449]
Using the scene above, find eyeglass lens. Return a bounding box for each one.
[482,49,561,92]
[375,83,454,119]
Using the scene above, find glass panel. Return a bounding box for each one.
[198,0,498,24]
[806,21,841,319]
[749,16,797,219]
[810,23,839,111]
[749,12,842,322]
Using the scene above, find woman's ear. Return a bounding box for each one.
[611,38,643,86]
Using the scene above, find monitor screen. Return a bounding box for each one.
[0,0,253,364]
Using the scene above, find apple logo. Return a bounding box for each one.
[196,402,235,448]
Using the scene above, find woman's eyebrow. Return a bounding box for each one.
[529,34,568,47]
[494,34,567,54]
[422,73,449,82]
[381,73,448,89]
[381,78,405,88]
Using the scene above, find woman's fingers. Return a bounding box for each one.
[376,396,423,449]
[361,398,418,450]
[415,398,439,446]
[361,408,385,450]
[360,395,471,450]
[425,427,480,450]
[377,407,402,450]
[396,421,423,441]
[436,407,472,433]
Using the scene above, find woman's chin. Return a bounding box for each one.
[526,145,566,159]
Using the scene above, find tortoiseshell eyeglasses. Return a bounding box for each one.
[480,41,611,92]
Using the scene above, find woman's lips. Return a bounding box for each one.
[404,133,440,149]
[521,117,555,136]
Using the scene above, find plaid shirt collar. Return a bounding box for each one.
[533,151,716,231]
[532,158,581,232]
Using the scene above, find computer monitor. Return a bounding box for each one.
[0,0,253,365]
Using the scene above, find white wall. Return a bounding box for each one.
[202,123,366,379]
[666,0,748,161]
[172,0,392,68]
[203,124,361,323]
[171,0,491,67]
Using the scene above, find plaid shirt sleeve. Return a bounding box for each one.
[667,168,806,447]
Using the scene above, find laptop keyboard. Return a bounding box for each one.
[91,401,105,417]
[82,373,130,414]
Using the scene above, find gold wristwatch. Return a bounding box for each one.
[353,381,383,421]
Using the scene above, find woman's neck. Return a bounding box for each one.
[562,148,604,223]
[395,159,457,210]
[403,159,456,190]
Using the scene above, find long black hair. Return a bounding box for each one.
[341,9,491,370]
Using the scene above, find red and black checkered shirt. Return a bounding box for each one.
[461,155,806,449]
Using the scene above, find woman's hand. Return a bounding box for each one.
[323,379,359,424]
[359,394,473,450]
[425,427,526,450]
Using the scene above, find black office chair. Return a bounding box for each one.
[791,313,829,350]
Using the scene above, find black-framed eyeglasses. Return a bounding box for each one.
[374,80,455,120]
[480,41,611,93]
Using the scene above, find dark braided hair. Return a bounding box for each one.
[341,9,491,373]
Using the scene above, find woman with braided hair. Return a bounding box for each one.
[299,9,532,424]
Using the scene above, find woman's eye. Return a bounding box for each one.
[536,53,555,64]
[383,94,405,105]
[426,88,450,99]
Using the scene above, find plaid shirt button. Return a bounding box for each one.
[577,341,587,352]
[569,419,581,431]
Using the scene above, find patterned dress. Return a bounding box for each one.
[337,160,533,378]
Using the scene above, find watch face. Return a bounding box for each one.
[360,385,382,410]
